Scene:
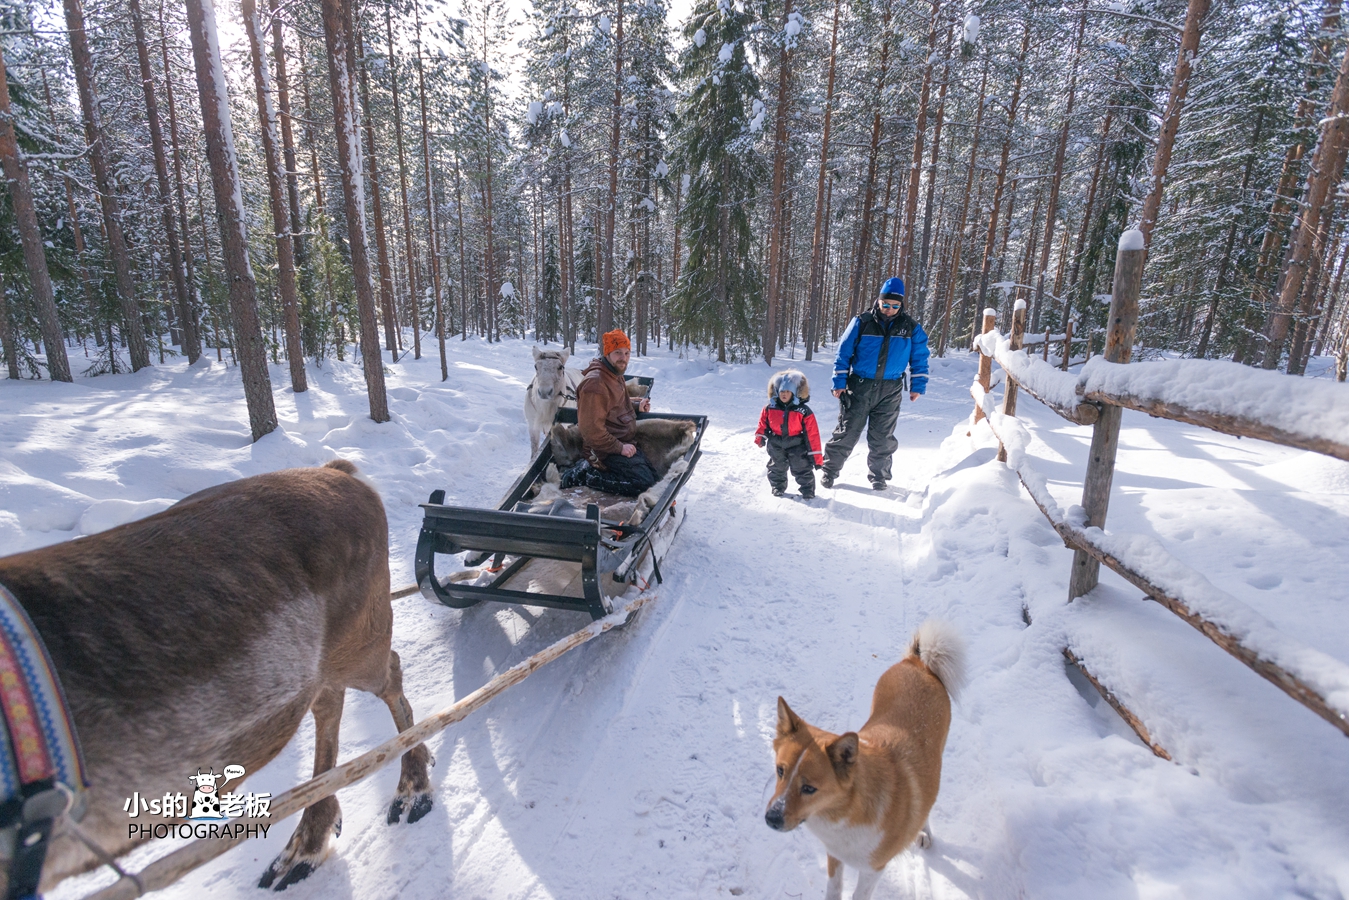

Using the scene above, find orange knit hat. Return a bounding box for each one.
[601,330,631,357]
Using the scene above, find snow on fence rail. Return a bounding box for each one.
[970,231,1349,749]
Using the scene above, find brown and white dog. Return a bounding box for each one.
[766,621,965,900]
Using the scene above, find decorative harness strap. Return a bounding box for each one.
[0,584,87,900]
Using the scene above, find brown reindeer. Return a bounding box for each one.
[0,460,432,892]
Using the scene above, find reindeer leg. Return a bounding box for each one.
[380,650,434,824]
[259,687,344,890]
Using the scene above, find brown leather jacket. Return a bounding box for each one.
[577,357,640,464]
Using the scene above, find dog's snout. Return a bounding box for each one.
[765,804,786,831]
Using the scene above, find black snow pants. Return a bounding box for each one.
[822,375,905,486]
[766,434,816,493]
[563,448,660,497]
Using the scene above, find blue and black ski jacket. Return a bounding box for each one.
[832,308,930,393]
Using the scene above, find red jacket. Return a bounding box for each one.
[755,402,822,463]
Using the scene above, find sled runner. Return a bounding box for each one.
[415,391,705,621]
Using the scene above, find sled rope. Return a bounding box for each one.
[81,593,655,900]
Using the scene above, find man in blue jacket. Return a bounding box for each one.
[821,276,930,490]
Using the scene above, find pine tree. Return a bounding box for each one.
[670,0,764,362]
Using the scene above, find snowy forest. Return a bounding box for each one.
[2,0,1348,440]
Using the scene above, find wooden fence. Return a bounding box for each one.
[969,233,1349,754]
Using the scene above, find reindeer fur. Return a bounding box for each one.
[0,461,433,893]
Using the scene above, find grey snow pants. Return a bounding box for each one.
[766,435,816,492]
[822,375,905,485]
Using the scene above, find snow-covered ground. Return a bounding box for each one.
[4,337,1347,899]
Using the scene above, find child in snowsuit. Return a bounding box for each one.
[755,369,823,499]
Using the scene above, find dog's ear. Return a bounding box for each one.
[533,346,542,361]
[827,732,859,777]
[776,697,802,736]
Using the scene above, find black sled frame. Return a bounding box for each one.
[415,407,706,620]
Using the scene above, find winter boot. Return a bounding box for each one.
[800,486,816,500]
[771,485,786,497]
[820,472,835,489]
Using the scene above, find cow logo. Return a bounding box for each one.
[188,764,243,820]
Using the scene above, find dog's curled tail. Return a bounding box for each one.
[907,620,966,701]
[324,459,358,475]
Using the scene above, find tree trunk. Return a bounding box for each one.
[415,2,447,376]
[599,0,624,336]
[1313,238,1348,356]
[1247,0,1342,328]
[803,0,841,360]
[63,0,150,371]
[185,0,277,439]
[975,18,1030,313]
[481,26,498,343]
[1262,41,1349,369]
[1136,0,1212,248]
[898,0,940,282]
[847,0,893,317]
[936,62,988,354]
[243,0,306,391]
[455,150,468,346]
[1196,110,1263,358]
[1288,212,1341,373]
[162,0,203,359]
[915,27,951,322]
[131,0,196,365]
[355,27,398,360]
[762,0,794,364]
[0,39,70,381]
[320,0,389,419]
[1031,6,1087,328]
[386,6,419,359]
[0,271,18,380]
[267,0,306,274]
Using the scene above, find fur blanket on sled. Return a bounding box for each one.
[515,419,697,527]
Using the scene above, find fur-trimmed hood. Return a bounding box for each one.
[768,369,810,403]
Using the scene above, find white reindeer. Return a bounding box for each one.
[525,347,581,457]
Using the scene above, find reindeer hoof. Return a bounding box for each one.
[388,791,433,825]
[408,792,434,823]
[259,817,338,890]
[259,858,315,891]
[917,827,932,850]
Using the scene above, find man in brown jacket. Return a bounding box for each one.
[568,329,657,496]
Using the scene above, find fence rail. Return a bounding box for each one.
[971,230,1349,749]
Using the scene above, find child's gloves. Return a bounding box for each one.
[754,435,765,447]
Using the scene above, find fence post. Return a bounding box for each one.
[997,299,1028,462]
[1067,229,1144,600]
[972,307,997,427]
[1061,319,1074,371]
